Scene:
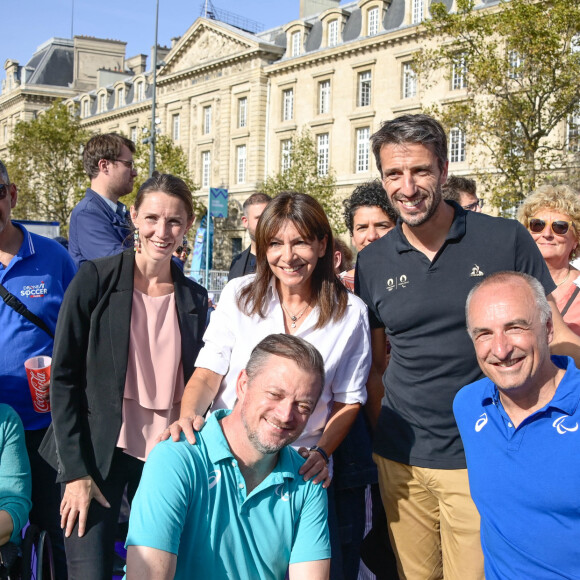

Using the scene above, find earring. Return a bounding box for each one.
[133,227,141,253]
[182,236,190,257]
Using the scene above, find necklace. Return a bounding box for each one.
[281,301,310,329]
[556,269,571,287]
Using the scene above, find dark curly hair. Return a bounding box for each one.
[343,179,397,235]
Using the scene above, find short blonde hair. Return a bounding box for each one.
[518,184,580,249]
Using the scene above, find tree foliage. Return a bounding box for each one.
[7,101,90,235]
[415,0,580,210]
[259,129,345,233]
[128,129,205,216]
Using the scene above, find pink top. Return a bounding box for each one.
[117,289,184,461]
[555,278,580,337]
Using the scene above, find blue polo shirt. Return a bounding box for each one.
[454,356,580,579]
[0,225,76,429]
[127,410,330,579]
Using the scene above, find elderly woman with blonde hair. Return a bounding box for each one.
[519,184,580,334]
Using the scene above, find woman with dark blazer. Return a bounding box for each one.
[40,173,207,580]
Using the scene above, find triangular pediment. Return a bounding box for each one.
[161,18,281,76]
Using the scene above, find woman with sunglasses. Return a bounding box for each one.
[519,184,580,335]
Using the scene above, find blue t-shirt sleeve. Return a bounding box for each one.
[289,481,331,564]
[0,405,32,544]
[126,439,194,555]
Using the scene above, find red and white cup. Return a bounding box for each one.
[24,356,51,413]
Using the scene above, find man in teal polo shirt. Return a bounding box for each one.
[126,334,331,580]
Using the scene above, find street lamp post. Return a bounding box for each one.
[149,0,160,177]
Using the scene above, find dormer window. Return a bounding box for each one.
[291,31,302,57]
[136,82,145,101]
[99,93,107,113]
[117,87,125,107]
[368,7,379,36]
[328,20,338,47]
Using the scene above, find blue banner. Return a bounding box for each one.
[210,188,228,218]
[191,214,214,272]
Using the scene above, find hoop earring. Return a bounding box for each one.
[134,228,141,253]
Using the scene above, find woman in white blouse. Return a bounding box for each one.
[166,191,371,487]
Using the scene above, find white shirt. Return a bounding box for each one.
[195,275,371,449]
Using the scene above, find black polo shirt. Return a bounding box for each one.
[355,202,555,469]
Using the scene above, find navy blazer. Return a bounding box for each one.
[40,250,208,483]
[227,247,256,281]
[68,188,132,269]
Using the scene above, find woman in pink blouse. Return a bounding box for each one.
[40,174,207,580]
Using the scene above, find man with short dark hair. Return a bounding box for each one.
[442,175,482,212]
[356,113,580,579]
[0,160,75,578]
[456,271,580,579]
[126,334,330,580]
[68,133,137,268]
[228,192,271,280]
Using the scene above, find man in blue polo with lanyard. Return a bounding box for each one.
[126,334,330,580]
[455,271,580,579]
[0,160,76,577]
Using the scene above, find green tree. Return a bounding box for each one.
[129,129,204,216]
[259,129,344,233]
[415,0,580,210]
[7,101,90,235]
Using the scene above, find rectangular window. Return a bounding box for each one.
[172,114,180,141]
[99,93,106,113]
[82,100,89,118]
[238,97,247,128]
[317,133,329,176]
[137,82,145,101]
[449,128,466,163]
[236,145,247,184]
[412,0,423,24]
[356,127,370,173]
[567,111,580,152]
[130,126,137,143]
[281,139,292,173]
[291,31,301,57]
[368,7,379,36]
[328,20,338,47]
[358,71,372,107]
[202,151,211,188]
[452,55,467,90]
[117,87,125,107]
[319,80,331,115]
[508,50,522,79]
[402,62,417,99]
[282,88,294,121]
[203,106,212,135]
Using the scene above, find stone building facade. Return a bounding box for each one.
[2,0,575,267]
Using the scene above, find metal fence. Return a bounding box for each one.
[187,269,229,302]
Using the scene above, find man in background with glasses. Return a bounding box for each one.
[68,133,137,268]
[0,161,76,578]
[442,175,483,212]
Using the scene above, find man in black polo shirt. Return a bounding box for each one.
[355,114,580,580]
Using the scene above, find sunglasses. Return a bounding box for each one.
[528,218,573,236]
[0,183,10,200]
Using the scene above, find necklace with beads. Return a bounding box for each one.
[281,301,310,329]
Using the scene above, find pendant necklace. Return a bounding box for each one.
[281,301,310,329]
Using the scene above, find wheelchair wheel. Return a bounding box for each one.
[20,526,54,580]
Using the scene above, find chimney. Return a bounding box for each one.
[299,0,341,19]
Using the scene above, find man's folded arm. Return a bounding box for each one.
[289,559,330,580]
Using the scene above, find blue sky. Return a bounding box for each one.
[3,0,326,68]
